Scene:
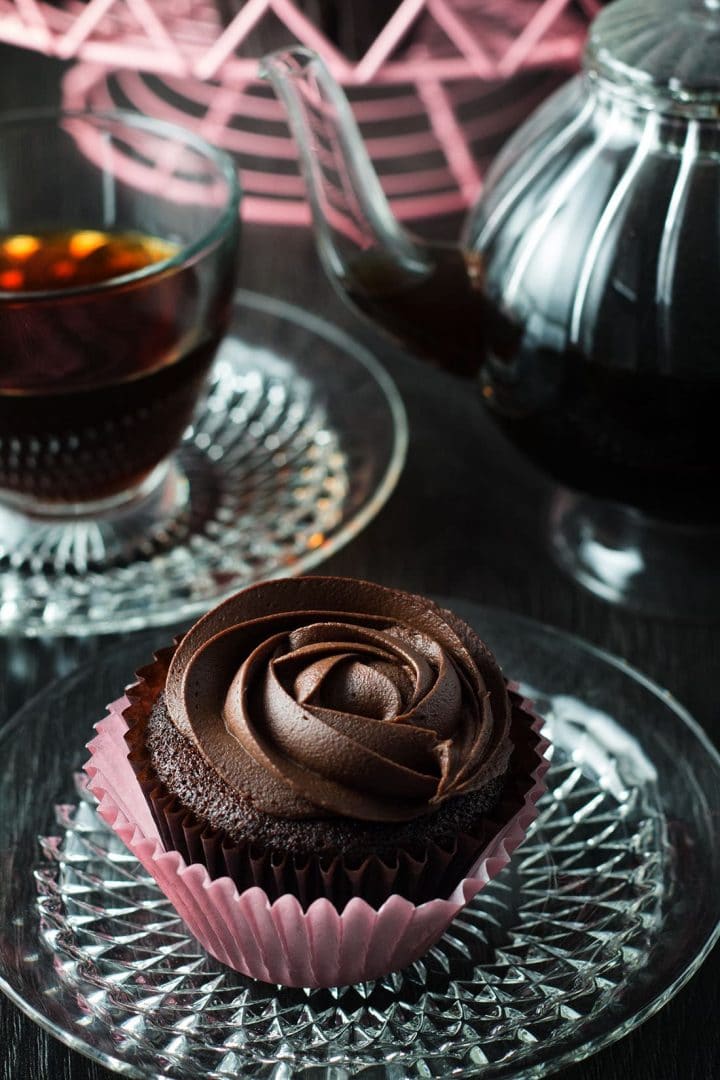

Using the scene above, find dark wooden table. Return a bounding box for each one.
[1,44,718,1080]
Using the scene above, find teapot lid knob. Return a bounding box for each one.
[585,0,720,106]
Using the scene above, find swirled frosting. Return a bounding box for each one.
[164,578,512,823]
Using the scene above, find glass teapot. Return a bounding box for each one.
[264,0,720,613]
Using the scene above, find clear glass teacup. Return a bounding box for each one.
[0,109,240,516]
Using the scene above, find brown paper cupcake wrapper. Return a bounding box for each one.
[123,648,544,911]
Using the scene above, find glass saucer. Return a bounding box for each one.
[1,606,718,1079]
[0,289,407,637]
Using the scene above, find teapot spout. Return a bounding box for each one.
[262,48,507,377]
[261,48,431,286]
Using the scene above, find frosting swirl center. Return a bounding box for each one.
[165,578,512,822]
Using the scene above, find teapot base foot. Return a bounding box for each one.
[549,488,720,620]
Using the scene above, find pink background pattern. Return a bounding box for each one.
[0,1,599,222]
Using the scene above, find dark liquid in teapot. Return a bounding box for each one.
[483,346,720,524]
[345,245,720,524]
[345,245,516,379]
[479,138,720,525]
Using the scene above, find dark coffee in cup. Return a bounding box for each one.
[0,228,234,507]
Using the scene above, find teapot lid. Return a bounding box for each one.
[585,0,720,105]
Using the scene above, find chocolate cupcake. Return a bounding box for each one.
[86,577,547,985]
[123,577,541,910]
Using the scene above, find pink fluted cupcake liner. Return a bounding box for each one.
[84,693,549,988]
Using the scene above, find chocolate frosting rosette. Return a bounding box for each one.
[119,578,545,912]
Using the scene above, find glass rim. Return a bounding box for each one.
[0,107,241,302]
